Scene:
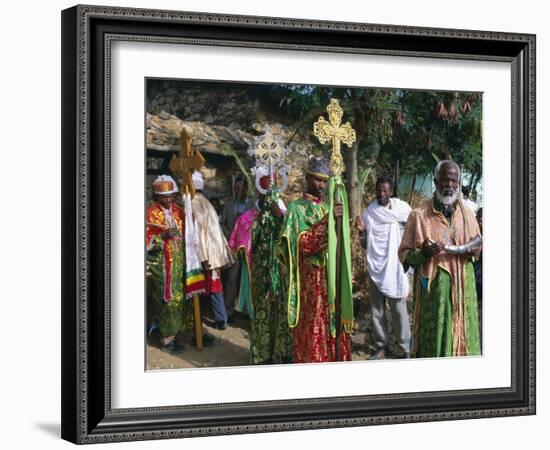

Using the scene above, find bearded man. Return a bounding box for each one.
[398,160,482,358]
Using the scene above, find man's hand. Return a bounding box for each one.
[161,228,178,240]
[271,202,283,218]
[355,216,366,232]
[421,239,442,257]
[333,202,343,218]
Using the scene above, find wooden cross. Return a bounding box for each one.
[313,99,356,176]
[168,126,205,350]
[169,126,205,195]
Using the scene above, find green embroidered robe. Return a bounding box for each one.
[249,195,293,363]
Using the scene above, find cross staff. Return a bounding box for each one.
[313,99,356,177]
[169,127,205,197]
[169,126,206,350]
[313,99,356,361]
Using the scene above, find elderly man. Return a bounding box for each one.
[358,176,412,359]
[278,157,352,363]
[399,160,482,358]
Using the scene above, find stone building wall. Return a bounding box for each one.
[146,81,327,203]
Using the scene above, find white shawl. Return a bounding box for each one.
[182,192,206,297]
[192,192,236,270]
[362,198,412,299]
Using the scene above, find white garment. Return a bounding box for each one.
[463,198,479,215]
[255,197,287,214]
[160,205,177,229]
[362,198,412,299]
[192,192,236,270]
[182,192,205,298]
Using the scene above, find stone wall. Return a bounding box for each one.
[146,81,326,202]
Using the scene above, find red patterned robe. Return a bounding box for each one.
[146,202,194,337]
[280,194,351,363]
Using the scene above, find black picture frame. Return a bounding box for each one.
[61,4,536,444]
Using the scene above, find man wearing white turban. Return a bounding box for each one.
[191,171,236,329]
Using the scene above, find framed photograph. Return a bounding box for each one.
[61,4,535,444]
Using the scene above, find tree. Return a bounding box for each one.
[274,86,396,218]
[374,90,482,199]
[270,85,482,215]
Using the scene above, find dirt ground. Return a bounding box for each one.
[146,299,412,370]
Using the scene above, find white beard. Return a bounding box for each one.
[436,188,458,206]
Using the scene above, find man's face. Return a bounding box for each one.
[376,182,393,206]
[155,194,174,209]
[435,163,459,206]
[306,174,327,198]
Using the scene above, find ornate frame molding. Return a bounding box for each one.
[61,5,535,444]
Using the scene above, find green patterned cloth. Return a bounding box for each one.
[147,235,194,337]
[327,175,354,336]
[250,193,293,363]
[407,249,481,357]
[278,195,328,328]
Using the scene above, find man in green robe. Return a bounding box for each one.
[278,157,352,363]
[398,160,482,358]
[249,173,293,364]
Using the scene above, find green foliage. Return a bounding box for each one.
[219,143,257,200]
[359,167,372,192]
[271,85,482,194]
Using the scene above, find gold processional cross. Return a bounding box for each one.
[312,99,356,361]
[313,99,356,176]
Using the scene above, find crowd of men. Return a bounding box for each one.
[146,158,482,363]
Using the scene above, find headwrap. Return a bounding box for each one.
[153,175,178,195]
[306,156,330,180]
[191,171,204,190]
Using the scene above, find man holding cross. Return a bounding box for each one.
[278,157,352,363]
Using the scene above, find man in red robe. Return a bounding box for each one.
[279,158,352,363]
[146,175,193,353]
